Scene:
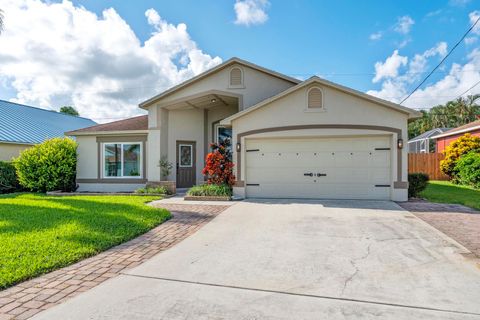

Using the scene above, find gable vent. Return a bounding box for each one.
[308,87,323,108]
[230,67,243,86]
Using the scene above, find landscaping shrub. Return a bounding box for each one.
[202,138,235,187]
[440,134,480,181]
[14,137,78,192]
[187,184,232,197]
[0,161,21,193]
[408,173,429,198]
[135,186,168,195]
[456,151,480,188]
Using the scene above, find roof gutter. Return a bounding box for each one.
[66,130,149,136]
[431,125,480,139]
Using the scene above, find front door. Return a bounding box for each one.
[176,141,196,188]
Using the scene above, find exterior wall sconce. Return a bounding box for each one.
[236,142,241,152]
[397,138,404,149]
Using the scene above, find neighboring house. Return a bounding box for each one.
[433,119,480,153]
[408,128,451,153]
[0,99,96,161]
[68,57,421,201]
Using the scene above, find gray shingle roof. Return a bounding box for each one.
[0,99,96,144]
[408,128,451,143]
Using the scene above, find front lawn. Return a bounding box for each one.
[0,193,170,289]
[420,180,480,211]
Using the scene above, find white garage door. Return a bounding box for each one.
[245,136,392,200]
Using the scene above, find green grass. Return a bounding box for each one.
[0,193,171,289]
[420,181,480,211]
[187,184,232,197]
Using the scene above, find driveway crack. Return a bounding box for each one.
[341,243,372,296]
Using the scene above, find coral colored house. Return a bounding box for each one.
[433,119,480,153]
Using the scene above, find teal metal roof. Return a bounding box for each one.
[0,99,96,144]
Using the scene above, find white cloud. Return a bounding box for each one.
[372,50,408,83]
[0,1,222,122]
[465,36,478,45]
[469,10,480,35]
[369,32,382,41]
[234,0,269,26]
[407,42,447,79]
[394,15,415,34]
[367,43,480,109]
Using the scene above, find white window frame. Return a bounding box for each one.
[305,86,326,113]
[178,144,193,168]
[102,142,143,179]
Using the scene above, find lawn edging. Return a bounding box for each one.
[46,190,174,198]
[184,195,231,201]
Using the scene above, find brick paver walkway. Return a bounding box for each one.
[398,200,480,258]
[0,203,231,320]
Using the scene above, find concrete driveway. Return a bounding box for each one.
[33,200,480,319]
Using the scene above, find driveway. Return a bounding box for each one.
[33,200,480,319]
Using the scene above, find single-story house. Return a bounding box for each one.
[0,99,96,161]
[433,119,480,153]
[408,128,450,153]
[68,57,421,201]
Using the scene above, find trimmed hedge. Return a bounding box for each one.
[408,173,429,198]
[14,138,78,192]
[0,161,21,193]
[456,152,480,189]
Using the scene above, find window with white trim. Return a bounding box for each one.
[103,143,142,178]
[307,87,324,109]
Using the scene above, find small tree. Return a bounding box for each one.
[59,106,79,116]
[158,155,173,180]
[440,134,480,181]
[14,138,78,192]
[202,138,235,187]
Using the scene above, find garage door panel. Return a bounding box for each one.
[245,136,392,200]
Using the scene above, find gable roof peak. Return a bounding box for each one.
[139,57,300,109]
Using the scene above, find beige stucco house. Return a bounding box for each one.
[68,58,421,201]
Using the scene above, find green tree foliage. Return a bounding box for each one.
[408,95,480,139]
[456,152,480,189]
[59,106,79,116]
[14,138,78,192]
[440,134,480,181]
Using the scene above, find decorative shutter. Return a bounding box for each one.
[230,68,242,86]
[308,88,323,108]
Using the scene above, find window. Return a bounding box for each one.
[179,144,193,167]
[307,87,324,109]
[216,126,232,145]
[103,143,141,178]
[214,125,233,156]
[229,67,243,87]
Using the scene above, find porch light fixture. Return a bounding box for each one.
[211,98,217,103]
[236,142,241,152]
[397,138,404,149]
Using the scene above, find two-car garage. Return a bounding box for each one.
[244,136,392,200]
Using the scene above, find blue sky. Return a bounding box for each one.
[69,0,479,89]
[0,0,479,121]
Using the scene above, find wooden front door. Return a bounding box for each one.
[176,141,196,188]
